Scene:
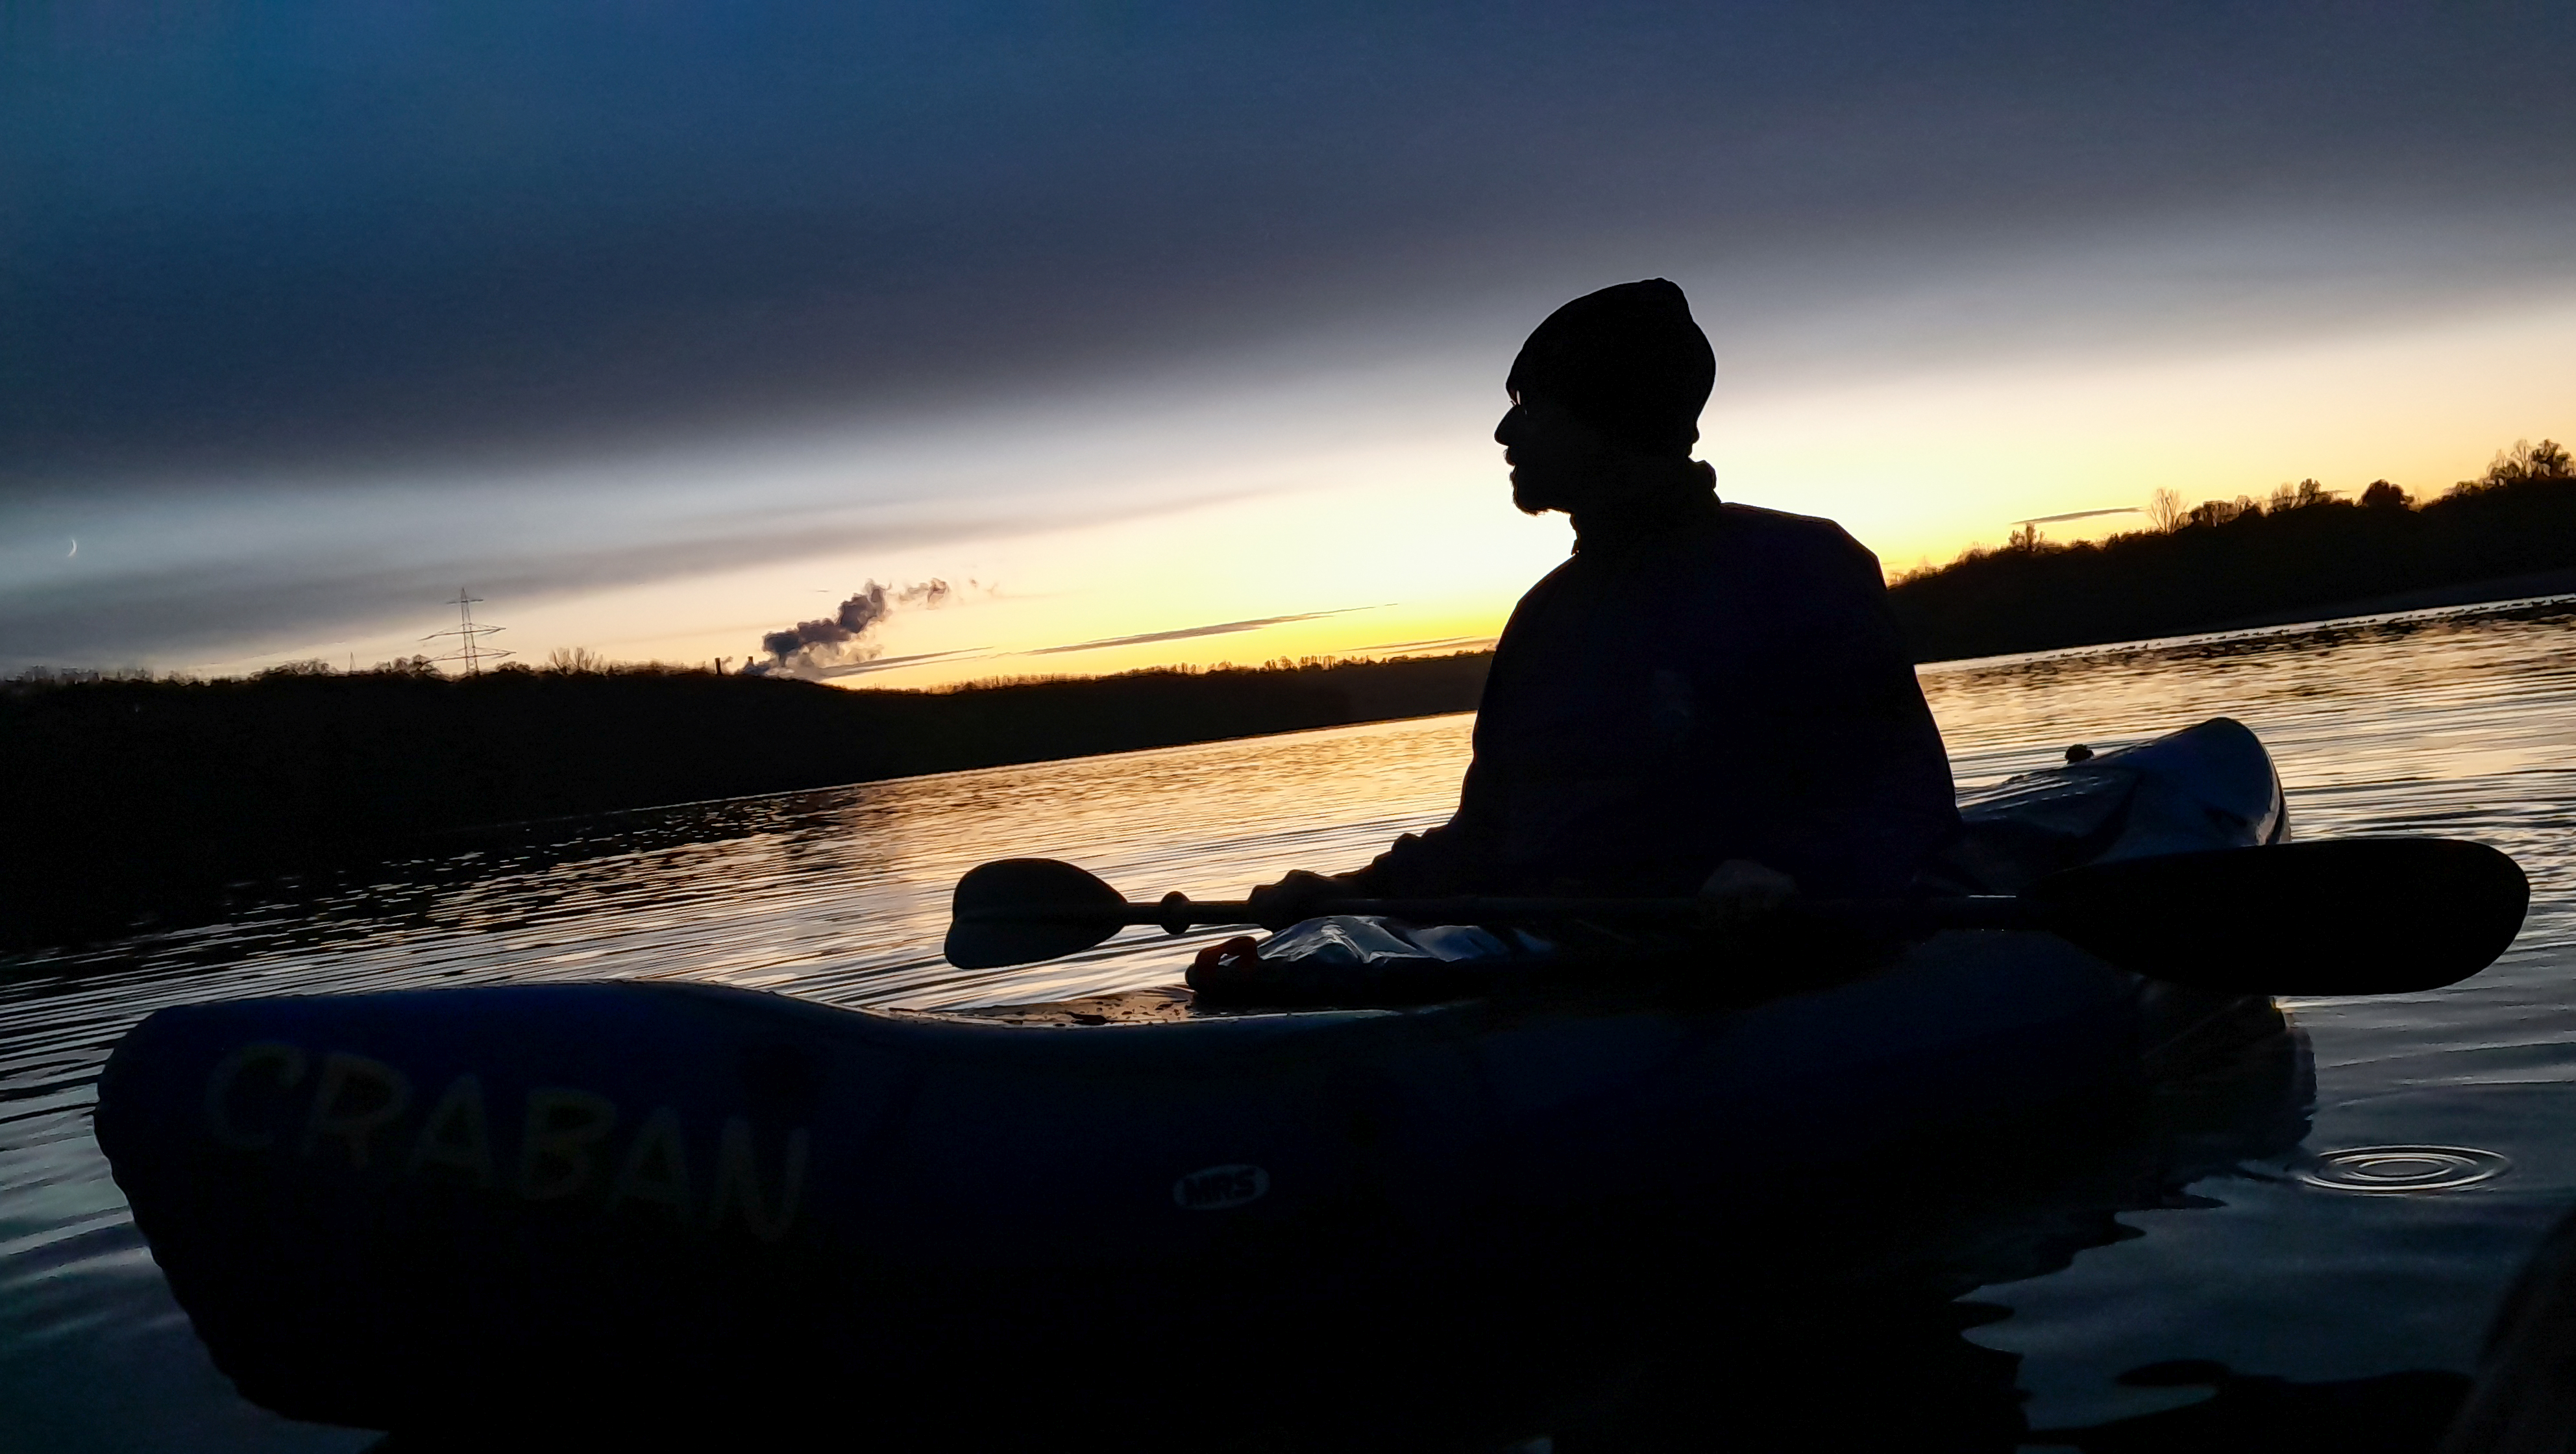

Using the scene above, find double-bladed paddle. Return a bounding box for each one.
[943,837,2529,996]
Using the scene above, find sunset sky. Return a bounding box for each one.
[6,5,2573,685]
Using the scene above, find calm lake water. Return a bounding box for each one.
[6,598,2576,1451]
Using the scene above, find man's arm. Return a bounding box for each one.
[1752,537,1959,895]
[1245,762,1502,925]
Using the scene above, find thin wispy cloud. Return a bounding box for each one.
[1349,635,1501,657]
[803,648,995,680]
[2015,508,2143,525]
[1023,607,1385,658]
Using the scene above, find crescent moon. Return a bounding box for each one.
[66,537,77,558]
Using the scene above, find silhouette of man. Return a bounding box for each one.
[1250,279,1957,926]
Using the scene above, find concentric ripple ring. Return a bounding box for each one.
[2296,1145,2511,1193]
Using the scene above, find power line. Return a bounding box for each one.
[423,589,512,675]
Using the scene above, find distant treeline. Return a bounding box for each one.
[0,652,1490,951]
[1888,440,2576,661]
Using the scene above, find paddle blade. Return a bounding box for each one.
[2031,838,2529,996]
[944,858,1131,969]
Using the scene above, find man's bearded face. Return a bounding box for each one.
[1496,391,1620,516]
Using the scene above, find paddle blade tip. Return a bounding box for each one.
[943,858,1127,969]
[2042,837,2531,997]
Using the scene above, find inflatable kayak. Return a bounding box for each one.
[96,718,2287,1435]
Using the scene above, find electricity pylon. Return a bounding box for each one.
[424,589,511,675]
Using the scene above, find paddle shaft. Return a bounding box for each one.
[946,839,2530,992]
[990,891,2042,936]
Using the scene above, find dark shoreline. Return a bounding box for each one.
[2190,568,2576,635]
[0,654,1493,955]
[1886,469,2576,661]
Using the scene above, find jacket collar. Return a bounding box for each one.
[1569,476,1721,554]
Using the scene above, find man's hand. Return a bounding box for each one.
[1697,859,1797,926]
[1246,869,1353,930]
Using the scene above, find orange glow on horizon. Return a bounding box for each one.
[204,290,2574,685]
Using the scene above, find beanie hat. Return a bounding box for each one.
[1504,278,1715,454]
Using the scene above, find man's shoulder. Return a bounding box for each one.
[1709,502,1879,573]
[1714,500,1856,543]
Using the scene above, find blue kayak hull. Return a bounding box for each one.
[94,718,2289,1431]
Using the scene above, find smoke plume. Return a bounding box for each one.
[749,580,957,680]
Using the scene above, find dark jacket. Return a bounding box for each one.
[1349,488,1958,898]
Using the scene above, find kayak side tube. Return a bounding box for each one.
[99,936,2152,1429]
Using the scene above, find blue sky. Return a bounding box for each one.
[6,3,2573,679]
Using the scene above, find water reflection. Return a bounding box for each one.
[6,597,2576,1449]
[1479,998,2329,1454]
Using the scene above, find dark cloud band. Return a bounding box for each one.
[10,4,2576,485]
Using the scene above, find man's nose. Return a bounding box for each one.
[1494,408,1518,447]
